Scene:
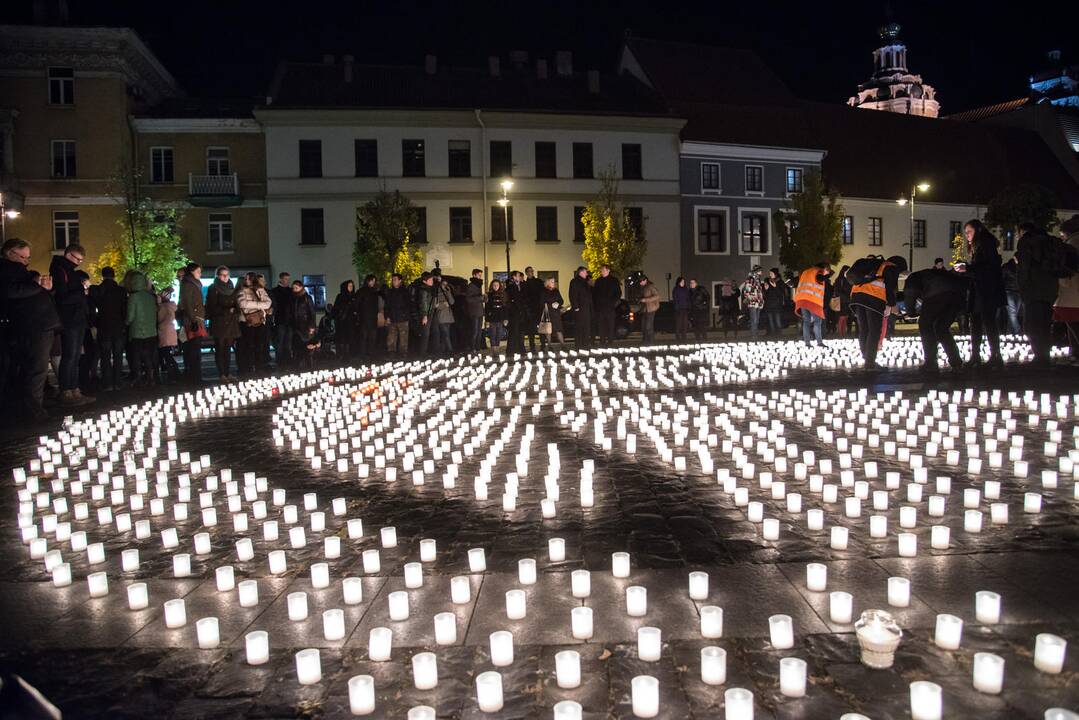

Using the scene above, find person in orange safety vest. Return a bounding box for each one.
[794,262,832,347]
[849,254,908,370]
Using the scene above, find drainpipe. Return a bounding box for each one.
[475,109,488,285]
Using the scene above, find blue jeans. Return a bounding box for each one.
[488,322,505,348]
[434,322,454,355]
[469,315,484,351]
[1005,292,1023,335]
[273,323,294,367]
[747,307,761,335]
[767,311,783,335]
[59,324,85,391]
[802,313,823,345]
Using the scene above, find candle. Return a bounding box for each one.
[197,617,220,649]
[343,577,363,605]
[626,586,648,617]
[553,700,583,719]
[268,550,287,575]
[762,518,780,540]
[1034,633,1067,674]
[362,549,381,574]
[701,646,726,685]
[779,657,806,698]
[701,605,724,638]
[451,576,471,604]
[127,582,149,610]
[369,626,392,661]
[689,571,709,600]
[380,526,397,548]
[296,648,321,685]
[518,558,537,585]
[571,570,591,598]
[888,577,910,607]
[768,617,794,651]
[931,525,950,549]
[412,652,438,689]
[1024,493,1042,513]
[505,589,527,620]
[476,671,503,712]
[638,626,662,661]
[288,591,309,621]
[934,614,963,650]
[612,552,631,578]
[975,591,1001,624]
[467,548,486,572]
[238,580,259,608]
[490,630,514,666]
[236,538,254,562]
[216,565,235,592]
[806,563,827,592]
[830,527,848,550]
[631,675,659,718]
[245,630,269,665]
[323,608,346,641]
[571,606,593,639]
[909,680,942,720]
[348,674,375,715]
[404,562,423,589]
[164,598,187,628]
[972,652,1004,694]
[898,533,917,557]
[964,510,983,533]
[87,571,109,598]
[1045,709,1079,720]
[407,707,435,720]
[122,548,140,572]
[388,590,409,621]
[434,612,457,645]
[807,509,824,530]
[724,687,753,720]
[830,591,853,624]
[556,650,581,688]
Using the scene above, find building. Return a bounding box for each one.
[257,53,684,306]
[847,21,940,118]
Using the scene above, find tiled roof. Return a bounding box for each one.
[944,98,1030,122]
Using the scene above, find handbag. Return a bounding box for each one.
[245,309,266,327]
[537,306,553,336]
[828,296,842,312]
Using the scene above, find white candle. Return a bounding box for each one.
[768,614,794,649]
[369,626,392,661]
[245,630,269,665]
[701,605,724,638]
[631,675,659,718]
[388,590,409,621]
[807,509,824,530]
[806,563,827,592]
[909,680,942,720]
[830,527,848,550]
[323,608,346,641]
[1034,633,1067,674]
[571,606,593,639]
[701,646,726,685]
[762,518,779,540]
[779,657,806,697]
[975,591,1001,624]
[490,630,514,667]
[612,551,631,578]
[404,562,423,589]
[888,577,910,607]
[236,538,254,562]
[553,700,583,719]
[571,570,591,598]
[476,670,503,712]
[216,565,235,592]
[898,533,917,557]
[412,651,438,690]
[830,591,853,624]
[626,586,648,617]
[197,617,220,649]
[238,580,259,608]
[343,577,364,605]
[931,525,950,549]
[122,548,140,572]
[296,648,321,685]
[964,510,983,533]
[518,558,537,585]
[556,650,581,688]
[164,598,186,628]
[127,582,149,610]
[638,626,662,661]
[1045,709,1079,720]
[451,576,471,604]
[548,538,566,562]
[724,687,754,720]
[972,652,1004,694]
[689,571,709,600]
[870,514,888,538]
[348,674,375,715]
[506,589,527,620]
[362,549,380,574]
[380,526,397,547]
[1024,493,1042,513]
[87,571,109,598]
[407,707,436,720]
[288,591,309,621]
[934,614,963,650]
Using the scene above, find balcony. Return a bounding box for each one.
[188,173,242,207]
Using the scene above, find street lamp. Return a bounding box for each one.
[0,191,22,243]
[499,179,513,279]
[896,182,930,270]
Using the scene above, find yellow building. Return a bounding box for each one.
[0,25,268,278]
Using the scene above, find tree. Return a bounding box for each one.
[354,190,425,284]
[92,160,189,289]
[581,169,646,279]
[984,183,1060,238]
[950,230,967,267]
[772,170,845,272]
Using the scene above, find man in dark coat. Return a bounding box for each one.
[569,266,593,349]
[413,273,436,355]
[177,262,206,382]
[89,266,127,391]
[522,266,544,351]
[1,238,61,421]
[270,271,293,368]
[689,279,711,341]
[592,264,621,345]
[505,271,527,356]
[49,243,93,405]
[464,268,485,351]
[849,255,907,370]
[288,280,317,359]
[1015,222,1061,365]
[355,275,381,358]
[382,273,411,356]
[903,268,969,372]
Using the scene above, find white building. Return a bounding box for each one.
[257,55,683,307]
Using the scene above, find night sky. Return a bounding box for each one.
[12,0,1077,113]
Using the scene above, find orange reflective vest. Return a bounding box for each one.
[852,261,893,303]
[794,268,826,318]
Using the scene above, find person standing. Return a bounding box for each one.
[333,280,358,358]
[485,279,507,350]
[763,270,787,337]
[671,276,691,343]
[270,272,293,368]
[1016,222,1061,366]
[506,271,527,356]
[288,280,317,362]
[849,255,907,370]
[156,287,180,382]
[717,278,738,337]
[0,239,59,421]
[49,243,93,405]
[903,267,968,373]
[569,266,593,349]
[689,279,710,341]
[794,262,830,347]
[592,265,621,346]
[413,273,436,355]
[177,262,206,383]
[1054,215,1079,360]
[522,267,544,352]
[205,266,240,382]
[89,266,127,392]
[959,220,1005,367]
[638,275,660,344]
[354,275,381,360]
[236,272,272,376]
[738,267,764,338]
[124,271,158,387]
[833,265,853,336]
[382,273,411,356]
[464,269,485,351]
[430,272,455,356]
[539,277,565,348]
[1001,257,1022,336]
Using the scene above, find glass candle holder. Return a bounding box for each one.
[689,571,709,600]
[164,598,186,628]
[723,687,753,720]
[245,630,269,665]
[631,674,659,718]
[369,626,392,661]
[612,551,631,578]
[701,646,726,685]
[571,570,591,598]
[296,648,321,685]
[518,558,537,585]
[197,617,220,649]
[348,674,375,715]
[806,563,827,592]
[909,680,942,720]
[323,608,346,641]
[701,605,724,638]
[555,650,581,689]
[571,606,593,639]
[490,630,514,667]
[238,580,259,608]
[287,591,308,621]
[434,611,457,645]
[626,586,648,617]
[975,591,1001,624]
[505,589,527,620]
[343,577,363,605]
[887,577,910,607]
[553,700,583,719]
[830,591,853,624]
[475,670,503,712]
[404,562,423,589]
[362,549,380,574]
[972,652,1004,694]
[768,614,794,649]
[779,657,807,698]
[451,576,471,604]
[412,651,438,690]
[127,582,149,610]
[934,614,963,650]
[1034,633,1067,674]
[638,626,662,661]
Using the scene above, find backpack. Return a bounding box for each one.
[846,257,883,286]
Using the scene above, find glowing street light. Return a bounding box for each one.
[897,182,930,270]
[499,179,512,279]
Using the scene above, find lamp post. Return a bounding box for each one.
[897,182,930,270]
[498,179,512,279]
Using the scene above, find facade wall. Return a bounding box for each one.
[837,197,986,269]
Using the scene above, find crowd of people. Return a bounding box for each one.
[2,217,1076,422]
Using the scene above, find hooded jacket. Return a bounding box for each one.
[125,271,158,340]
[206,277,241,340]
[49,254,88,327]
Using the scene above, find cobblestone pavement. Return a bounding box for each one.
[1,337,1078,719]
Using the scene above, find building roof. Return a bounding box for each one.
[265,60,674,117]
[944,97,1030,122]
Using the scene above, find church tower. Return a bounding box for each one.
[848,20,940,118]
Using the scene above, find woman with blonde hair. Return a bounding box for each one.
[236,271,272,375]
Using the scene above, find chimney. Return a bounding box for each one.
[556,51,573,76]
[536,58,548,80]
[322,54,335,65]
[587,70,600,94]
[425,54,437,75]
[343,54,354,83]
[488,55,501,77]
[510,50,529,70]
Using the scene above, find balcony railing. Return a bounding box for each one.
[189,173,239,196]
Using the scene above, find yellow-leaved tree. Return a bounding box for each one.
[354,189,425,284]
[581,169,646,279]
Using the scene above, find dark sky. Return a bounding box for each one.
[16,0,1078,113]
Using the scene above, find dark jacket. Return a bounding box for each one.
[1001,259,1019,294]
[763,280,786,313]
[89,278,127,339]
[289,291,317,332]
[851,263,902,312]
[541,286,565,333]
[270,283,293,327]
[903,269,969,315]
[178,274,206,332]
[382,284,411,323]
[672,285,692,311]
[1016,229,1060,304]
[205,278,241,340]
[333,283,357,336]
[356,284,381,326]
[524,276,544,318]
[690,285,710,312]
[485,288,507,323]
[967,238,1006,312]
[592,273,621,312]
[413,282,435,321]
[49,254,88,327]
[464,278,485,318]
[569,275,593,315]
[0,258,61,335]
[506,280,527,323]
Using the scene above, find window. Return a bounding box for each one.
[53,211,78,251]
[740,213,767,254]
[449,207,472,244]
[448,140,471,178]
[949,221,963,242]
[490,141,512,177]
[868,217,883,246]
[696,209,727,254]
[625,207,644,238]
[573,206,586,243]
[745,165,763,194]
[402,139,425,177]
[622,143,642,180]
[300,208,324,246]
[354,139,377,177]
[535,142,556,178]
[491,206,514,243]
[913,219,927,248]
[841,215,854,245]
[208,213,233,252]
[785,167,804,194]
[206,147,230,176]
[536,206,558,242]
[48,67,74,105]
[51,140,76,177]
[412,207,427,245]
[302,275,327,310]
[701,162,720,192]
[150,147,174,184]
[572,143,593,179]
[299,140,322,178]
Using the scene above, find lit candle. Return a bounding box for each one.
[388,590,409,621]
[830,527,848,550]
[362,549,380,574]
[571,570,591,598]
[638,626,662,662]
[931,525,950,549]
[898,533,917,557]
[626,586,648,617]
[323,608,346,641]
[689,571,709,600]
[779,657,806,698]
[769,614,794,649]
[934,614,963,650]
[87,571,109,598]
[490,630,514,666]
[631,675,659,718]
[288,591,309,621]
[909,680,942,720]
[412,651,438,690]
[975,591,1001,624]
[806,563,827,592]
[122,548,140,572]
[216,565,235,592]
[268,550,287,575]
[724,687,754,720]
[348,674,375,715]
[245,630,269,665]
[701,646,726,685]
[369,626,392,661]
[1034,633,1067,674]
[164,598,187,628]
[468,548,486,572]
[964,510,983,533]
[434,612,457,645]
[127,582,149,610]
[518,558,537,585]
[612,552,631,578]
[343,577,364,605]
[556,650,581,689]
[476,671,503,712]
[571,606,593,639]
[380,526,397,548]
[830,591,853,624]
[888,577,910,608]
[197,617,220,649]
[451,576,471,604]
[972,652,1004,694]
[296,648,322,685]
[238,580,259,608]
[553,700,583,719]
[404,562,423,589]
